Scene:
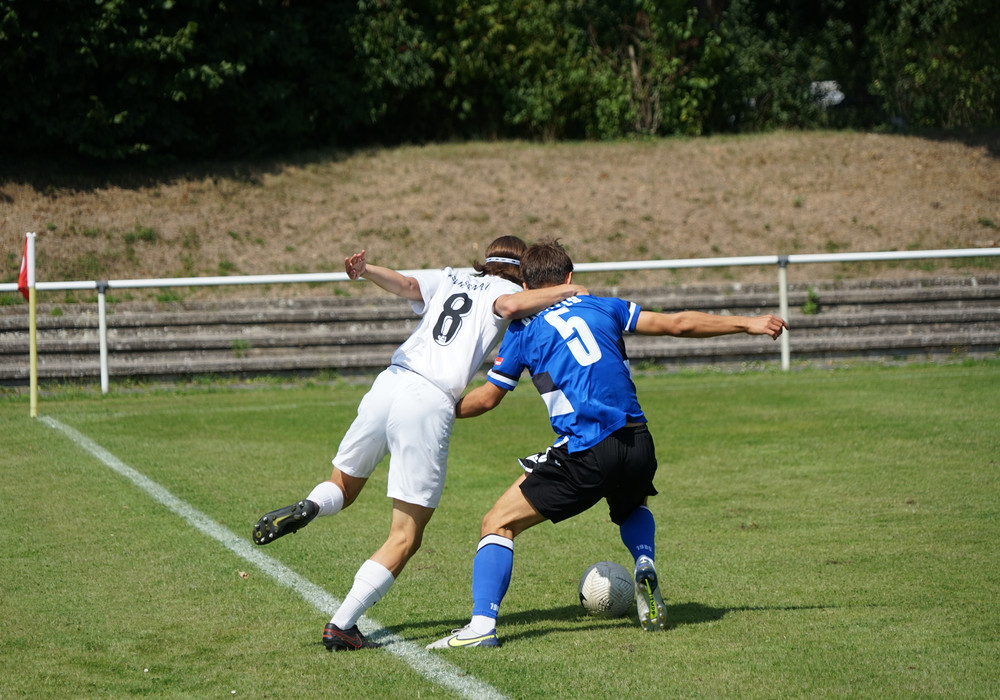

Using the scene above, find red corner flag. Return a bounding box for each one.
[18,236,30,300]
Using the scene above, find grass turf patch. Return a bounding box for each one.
[2,362,998,698]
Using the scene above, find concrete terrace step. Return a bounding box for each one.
[1,275,997,383]
[620,277,1000,312]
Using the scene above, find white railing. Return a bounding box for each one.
[3,247,999,393]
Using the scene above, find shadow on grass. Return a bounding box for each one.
[385,605,616,643]
[666,601,834,627]
[386,601,835,646]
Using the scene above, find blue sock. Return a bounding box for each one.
[619,505,656,563]
[471,534,514,619]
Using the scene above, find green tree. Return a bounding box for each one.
[0,1,365,160]
[867,0,999,128]
[709,0,845,132]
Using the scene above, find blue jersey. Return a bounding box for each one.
[487,295,646,453]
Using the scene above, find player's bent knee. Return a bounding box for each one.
[330,469,366,506]
[480,510,500,537]
[480,515,515,540]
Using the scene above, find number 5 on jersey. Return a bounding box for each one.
[544,307,602,366]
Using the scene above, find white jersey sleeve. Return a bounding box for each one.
[390,267,520,401]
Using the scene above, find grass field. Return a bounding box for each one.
[3,363,999,699]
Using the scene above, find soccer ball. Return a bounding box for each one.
[578,561,634,618]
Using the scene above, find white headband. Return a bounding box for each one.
[485,256,520,266]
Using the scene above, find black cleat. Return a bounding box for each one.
[252,500,318,545]
[323,623,379,651]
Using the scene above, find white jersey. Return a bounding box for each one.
[390,267,520,401]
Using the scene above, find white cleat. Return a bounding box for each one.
[426,624,500,649]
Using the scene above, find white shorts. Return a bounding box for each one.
[332,365,455,509]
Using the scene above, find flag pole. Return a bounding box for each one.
[25,232,38,418]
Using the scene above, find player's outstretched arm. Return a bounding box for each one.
[345,250,423,302]
[455,382,508,418]
[494,283,589,320]
[635,310,788,339]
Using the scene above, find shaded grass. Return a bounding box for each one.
[2,362,998,698]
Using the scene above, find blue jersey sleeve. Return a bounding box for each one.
[486,320,527,391]
[622,299,641,333]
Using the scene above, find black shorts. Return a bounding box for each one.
[519,424,658,525]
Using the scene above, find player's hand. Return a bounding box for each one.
[748,314,789,339]
[568,284,590,296]
[345,250,367,280]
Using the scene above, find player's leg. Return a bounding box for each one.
[472,476,546,632]
[427,476,546,649]
[325,467,366,509]
[619,503,655,562]
[606,425,665,631]
[252,371,393,546]
[371,498,436,577]
[332,369,451,649]
[324,499,434,650]
[620,503,665,631]
[481,473,548,539]
[251,468,366,545]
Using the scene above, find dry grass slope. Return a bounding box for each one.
[2,131,999,299]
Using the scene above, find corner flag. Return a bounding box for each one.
[20,232,38,417]
[18,235,30,300]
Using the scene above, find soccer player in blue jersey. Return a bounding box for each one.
[427,239,788,649]
[251,236,586,651]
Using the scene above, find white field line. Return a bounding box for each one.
[41,415,509,700]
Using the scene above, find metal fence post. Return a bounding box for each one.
[97,281,109,394]
[778,257,790,371]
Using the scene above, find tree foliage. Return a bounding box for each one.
[0,0,994,162]
[0,0,364,160]
[867,0,998,129]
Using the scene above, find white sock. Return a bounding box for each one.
[469,615,496,636]
[307,480,345,517]
[330,560,395,629]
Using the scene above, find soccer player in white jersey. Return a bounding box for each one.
[251,236,587,651]
[427,239,788,649]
